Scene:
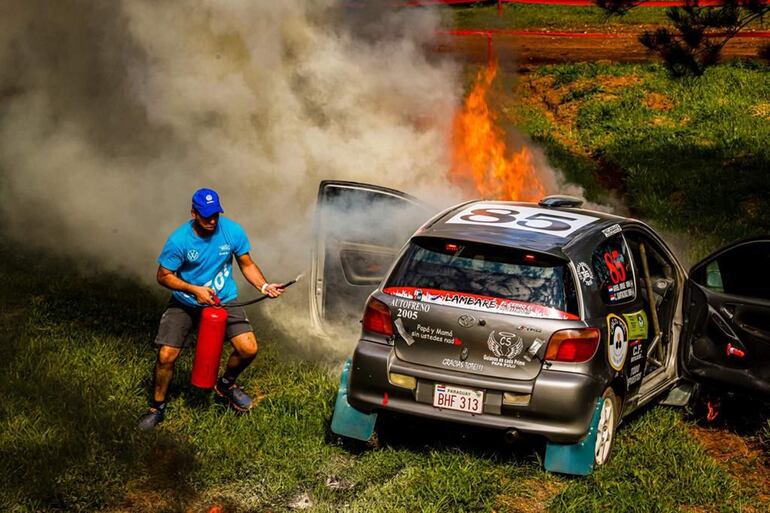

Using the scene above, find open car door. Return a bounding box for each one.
[311,180,435,333]
[681,238,770,396]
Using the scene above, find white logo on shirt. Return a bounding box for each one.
[187,249,199,262]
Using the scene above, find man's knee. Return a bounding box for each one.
[232,332,258,359]
[157,345,182,367]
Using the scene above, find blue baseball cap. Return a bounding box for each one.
[192,188,224,218]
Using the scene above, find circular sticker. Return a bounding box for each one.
[607,314,628,371]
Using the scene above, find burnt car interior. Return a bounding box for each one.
[624,231,679,375]
[385,237,580,317]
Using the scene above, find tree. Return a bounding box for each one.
[596,0,770,76]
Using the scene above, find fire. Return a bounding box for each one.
[450,62,545,202]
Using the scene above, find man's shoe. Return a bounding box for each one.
[137,406,165,430]
[215,379,253,412]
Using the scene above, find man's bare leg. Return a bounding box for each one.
[138,345,182,429]
[154,345,183,404]
[223,332,258,382]
[216,332,259,411]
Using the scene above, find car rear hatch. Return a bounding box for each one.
[381,236,583,380]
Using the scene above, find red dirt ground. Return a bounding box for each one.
[433,31,769,66]
[689,425,770,508]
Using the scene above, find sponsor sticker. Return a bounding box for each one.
[407,323,457,345]
[383,287,579,321]
[607,279,635,302]
[483,331,527,368]
[391,297,430,321]
[623,310,649,340]
[576,261,594,287]
[441,358,483,372]
[607,314,629,371]
[602,224,622,238]
[627,339,644,388]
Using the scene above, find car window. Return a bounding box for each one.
[591,233,636,305]
[384,237,579,318]
[693,241,770,301]
[704,260,724,293]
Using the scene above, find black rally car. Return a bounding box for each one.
[313,180,770,475]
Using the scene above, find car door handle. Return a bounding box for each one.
[719,305,735,320]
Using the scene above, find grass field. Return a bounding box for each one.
[0,231,767,511]
[495,60,770,260]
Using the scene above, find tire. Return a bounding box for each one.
[594,387,620,467]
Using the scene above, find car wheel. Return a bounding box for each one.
[594,388,619,467]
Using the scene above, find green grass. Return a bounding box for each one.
[508,61,770,259]
[0,236,766,512]
[552,408,747,513]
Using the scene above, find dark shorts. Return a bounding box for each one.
[154,299,253,348]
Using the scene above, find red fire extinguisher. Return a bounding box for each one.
[191,300,227,389]
[189,275,303,389]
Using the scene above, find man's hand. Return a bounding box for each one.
[262,283,284,298]
[157,265,217,305]
[191,285,217,305]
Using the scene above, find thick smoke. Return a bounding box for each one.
[0,0,461,275]
[0,0,604,358]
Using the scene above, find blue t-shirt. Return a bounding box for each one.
[158,216,251,307]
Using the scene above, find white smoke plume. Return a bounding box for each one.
[0,0,461,277]
[0,0,602,358]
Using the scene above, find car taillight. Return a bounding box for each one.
[362,297,393,337]
[545,328,600,363]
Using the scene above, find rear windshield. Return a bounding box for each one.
[384,238,579,320]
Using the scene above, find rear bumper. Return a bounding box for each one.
[348,339,604,444]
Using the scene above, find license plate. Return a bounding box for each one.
[433,384,484,414]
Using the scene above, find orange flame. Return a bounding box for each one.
[449,62,545,202]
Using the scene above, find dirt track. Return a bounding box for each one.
[434,31,769,67]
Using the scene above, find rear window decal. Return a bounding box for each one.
[445,204,598,238]
[383,286,580,320]
[592,234,637,305]
[576,262,594,287]
[608,279,634,302]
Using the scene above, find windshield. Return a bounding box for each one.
[384,237,579,320]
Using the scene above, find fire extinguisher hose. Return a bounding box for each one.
[220,273,304,307]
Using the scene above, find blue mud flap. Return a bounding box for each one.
[330,358,378,442]
[544,398,603,476]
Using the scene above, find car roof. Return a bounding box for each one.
[413,200,629,259]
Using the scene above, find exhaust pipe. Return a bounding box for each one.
[504,429,519,443]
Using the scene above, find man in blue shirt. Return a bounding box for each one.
[138,188,284,429]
